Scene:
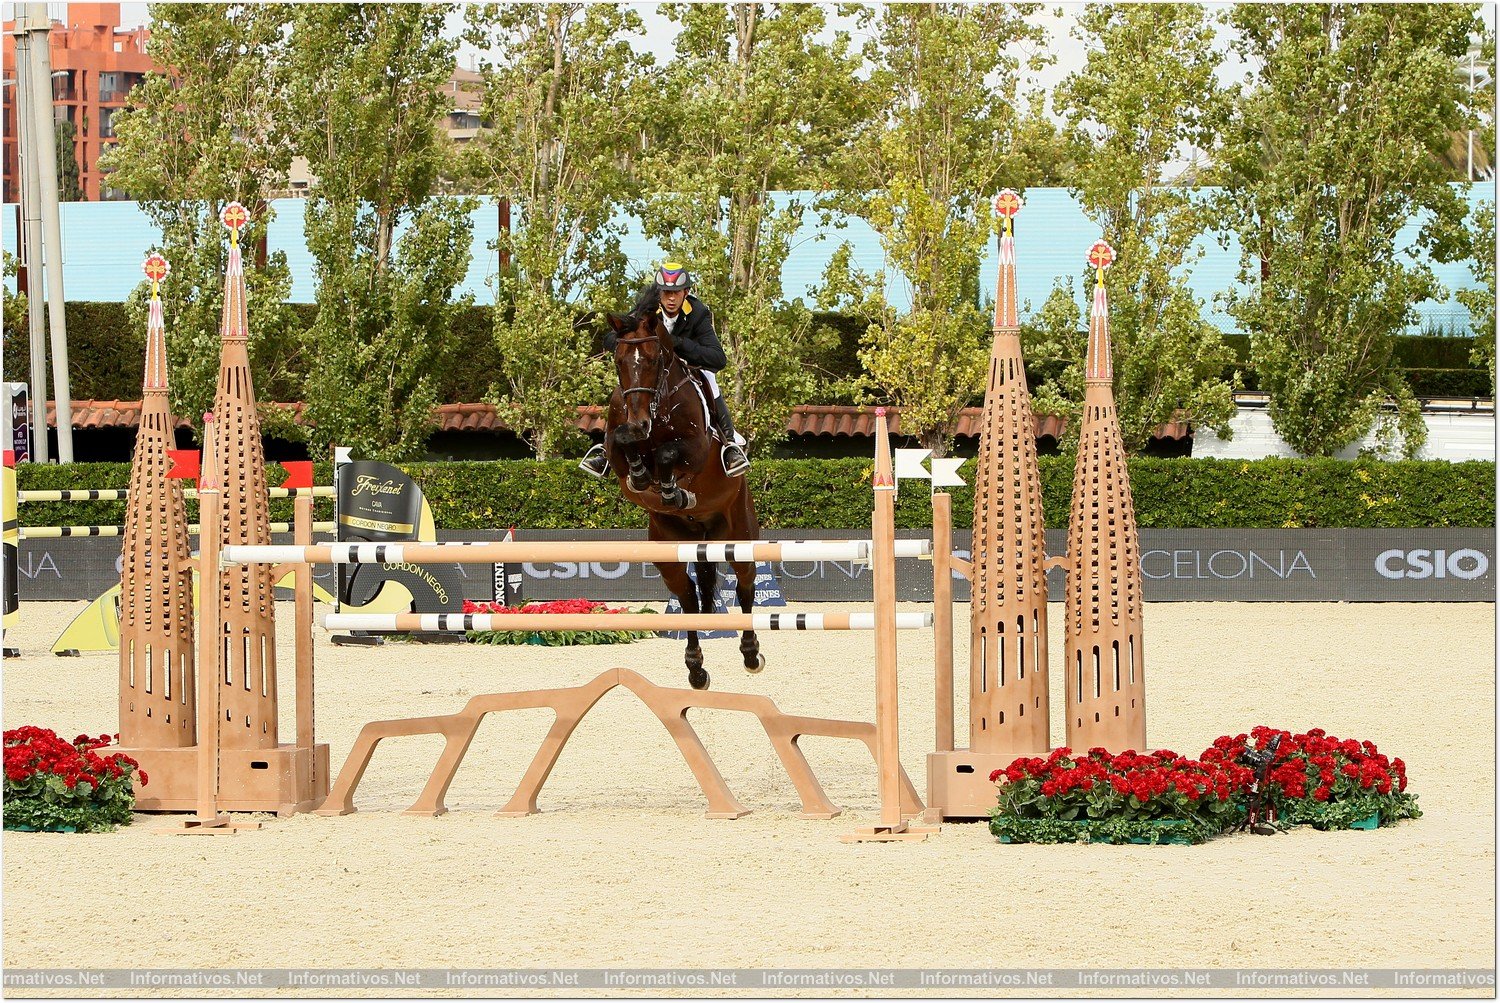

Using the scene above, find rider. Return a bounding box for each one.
[580,262,751,478]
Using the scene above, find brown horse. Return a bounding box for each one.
[602,310,763,690]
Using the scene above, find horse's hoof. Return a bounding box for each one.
[745,652,765,674]
[689,667,710,690]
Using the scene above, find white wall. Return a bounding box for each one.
[1193,408,1496,462]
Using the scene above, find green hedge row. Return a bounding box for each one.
[16,456,1494,531]
[9,304,1489,408]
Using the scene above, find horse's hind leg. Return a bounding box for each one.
[694,561,719,614]
[659,561,708,690]
[731,559,764,673]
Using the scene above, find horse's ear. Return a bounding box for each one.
[605,312,630,334]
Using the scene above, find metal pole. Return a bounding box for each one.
[23,3,72,462]
[1468,51,1476,182]
[11,12,49,463]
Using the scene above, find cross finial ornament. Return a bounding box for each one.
[142,253,170,298]
[994,189,1022,236]
[220,201,249,246]
[1088,239,1115,282]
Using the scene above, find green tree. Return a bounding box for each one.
[2,252,26,338]
[1027,3,1238,453]
[1457,200,1496,383]
[55,120,83,201]
[101,3,301,433]
[286,3,476,461]
[635,3,870,451]
[1220,3,1481,458]
[462,3,651,459]
[820,3,1045,454]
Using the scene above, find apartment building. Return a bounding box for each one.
[2,3,156,201]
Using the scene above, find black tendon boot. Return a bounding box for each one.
[712,395,750,476]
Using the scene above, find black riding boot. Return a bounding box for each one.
[712,396,750,476]
[579,442,609,478]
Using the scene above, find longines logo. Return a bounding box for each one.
[1375,548,1489,580]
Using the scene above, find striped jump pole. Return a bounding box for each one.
[18,486,334,502]
[323,611,934,634]
[21,521,336,540]
[223,539,874,567]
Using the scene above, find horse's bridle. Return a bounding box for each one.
[614,335,695,423]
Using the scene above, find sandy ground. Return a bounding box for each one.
[1,600,1494,997]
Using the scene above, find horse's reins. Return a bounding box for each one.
[614,335,699,424]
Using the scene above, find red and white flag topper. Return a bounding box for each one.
[994,189,1023,219]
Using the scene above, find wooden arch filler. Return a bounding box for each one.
[316,668,922,820]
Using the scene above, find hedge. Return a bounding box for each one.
[16,456,1494,531]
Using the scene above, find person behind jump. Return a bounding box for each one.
[580,262,751,478]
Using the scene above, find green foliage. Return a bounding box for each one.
[54,120,83,202]
[1456,201,1496,384]
[636,3,867,452]
[17,456,1494,531]
[101,2,302,437]
[462,3,649,458]
[825,4,1045,454]
[1031,3,1240,454]
[2,252,26,341]
[1220,3,1483,458]
[287,4,477,461]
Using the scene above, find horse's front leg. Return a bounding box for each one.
[658,561,708,690]
[612,431,652,493]
[654,442,696,510]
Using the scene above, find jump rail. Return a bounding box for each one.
[22,520,336,540]
[323,611,934,633]
[19,486,334,502]
[223,539,885,566]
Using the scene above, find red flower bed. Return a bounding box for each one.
[462,599,635,616]
[3,727,144,833]
[1201,726,1419,829]
[460,599,656,646]
[989,746,1251,844]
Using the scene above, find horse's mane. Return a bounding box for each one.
[629,285,661,328]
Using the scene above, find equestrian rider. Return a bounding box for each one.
[580,262,752,479]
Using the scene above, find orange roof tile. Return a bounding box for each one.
[47,400,1191,441]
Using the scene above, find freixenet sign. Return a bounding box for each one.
[15,529,1493,604]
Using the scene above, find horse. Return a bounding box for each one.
[601,308,763,690]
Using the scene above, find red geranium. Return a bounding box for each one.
[3,727,144,832]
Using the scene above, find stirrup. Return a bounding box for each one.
[579,445,609,478]
[720,443,750,477]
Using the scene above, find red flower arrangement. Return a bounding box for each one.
[988,746,1251,845]
[1201,726,1419,830]
[990,727,1420,845]
[460,599,656,646]
[3,727,144,833]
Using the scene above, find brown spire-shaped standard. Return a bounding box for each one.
[211,201,280,750]
[967,190,1050,755]
[1063,240,1146,751]
[118,253,196,749]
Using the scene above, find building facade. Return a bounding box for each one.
[1,3,155,201]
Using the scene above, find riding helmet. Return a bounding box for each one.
[654,261,692,291]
